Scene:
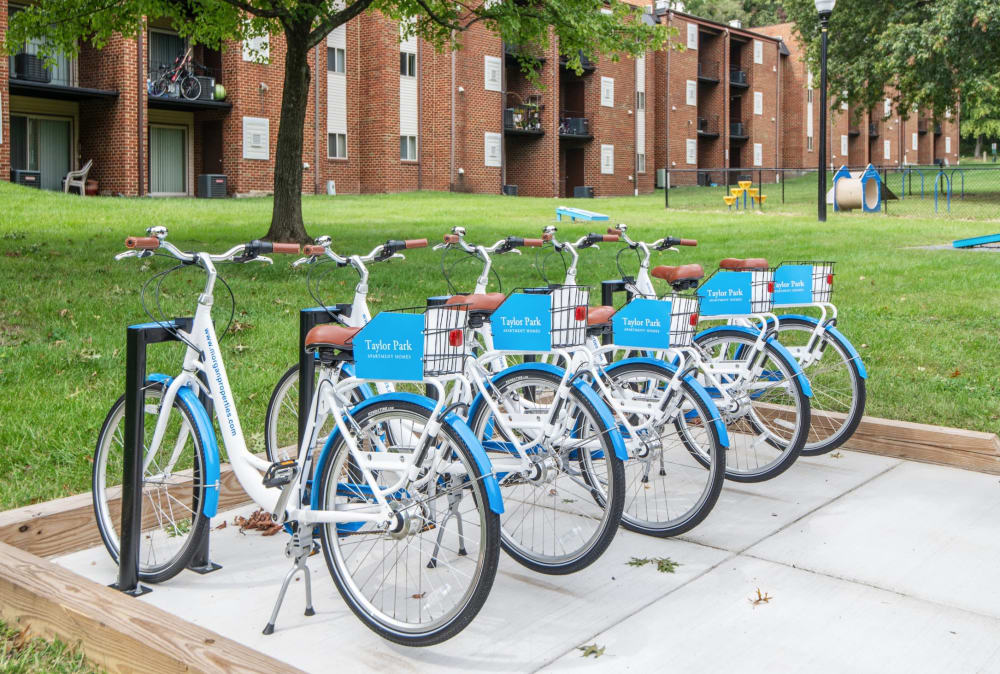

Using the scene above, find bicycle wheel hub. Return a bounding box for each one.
[525,457,557,484]
[387,500,426,540]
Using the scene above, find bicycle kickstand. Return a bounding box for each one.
[263,526,317,635]
[427,490,468,569]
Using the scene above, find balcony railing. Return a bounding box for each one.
[11,50,77,87]
[504,103,543,134]
[848,125,860,136]
[698,60,719,81]
[697,115,719,136]
[730,121,747,137]
[934,123,942,135]
[917,119,928,134]
[559,51,595,73]
[868,122,880,137]
[559,113,591,138]
[729,67,748,86]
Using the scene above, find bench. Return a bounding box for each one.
[556,206,609,222]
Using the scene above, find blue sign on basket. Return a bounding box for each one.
[698,271,752,316]
[490,293,552,351]
[612,298,672,349]
[353,312,425,381]
[773,265,813,305]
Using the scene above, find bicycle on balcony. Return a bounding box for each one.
[150,47,202,101]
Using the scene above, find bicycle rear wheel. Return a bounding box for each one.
[92,380,210,583]
[315,400,500,646]
[180,75,202,100]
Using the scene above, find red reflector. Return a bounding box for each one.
[449,329,463,347]
[574,306,587,321]
[767,281,774,293]
[689,313,699,326]
[826,273,834,285]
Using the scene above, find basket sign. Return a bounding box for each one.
[491,293,552,351]
[612,298,672,349]
[773,265,813,304]
[698,271,752,316]
[353,312,425,381]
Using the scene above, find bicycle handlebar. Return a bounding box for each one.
[125,236,160,250]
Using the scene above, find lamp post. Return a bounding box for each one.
[816,0,835,222]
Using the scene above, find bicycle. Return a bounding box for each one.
[93,227,501,646]
[600,224,813,483]
[150,47,202,100]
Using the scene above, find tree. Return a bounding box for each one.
[780,0,1000,125]
[960,80,1000,158]
[678,0,785,27]
[5,0,670,242]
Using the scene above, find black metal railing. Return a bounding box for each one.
[504,103,543,133]
[869,122,880,137]
[559,113,591,137]
[730,121,747,137]
[560,51,595,72]
[729,67,748,86]
[697,116,719,135]
[918,119,928,134]
[698,60,719,80]
[848,125,861,136]
[934,123,942,135]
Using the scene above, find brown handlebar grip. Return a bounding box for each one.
[271,242,301,254]
[405,238,428,249]
[678,238,698,247]
[302,245,326,256]
[443,234,459,244]
[523,238,544,247]
[125,236,160,250]
[603,234,620,242]
[607,227,621,235]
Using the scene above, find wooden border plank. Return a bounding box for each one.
[0,541,304,674]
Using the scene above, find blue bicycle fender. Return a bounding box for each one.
[468,361,628,461]
[147,374,221,518]
[765,315,868,381]
[310,392,503,515]
[603,357,730,448]
[694,325,813,398]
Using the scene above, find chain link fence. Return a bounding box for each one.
[661,165,1000,221]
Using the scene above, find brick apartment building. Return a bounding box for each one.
[0,1,961,198]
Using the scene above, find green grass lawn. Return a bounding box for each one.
[0,619,96,673]
[0,182,998,510]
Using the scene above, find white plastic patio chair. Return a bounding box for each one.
[63,159,93,196]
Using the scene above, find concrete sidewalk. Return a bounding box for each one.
[56,450,1000,673]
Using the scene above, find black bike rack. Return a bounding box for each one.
[600,280,633,345]
[297,308,341,449]
[112,318,220,597]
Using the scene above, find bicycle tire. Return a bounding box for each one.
[181,75,202,100]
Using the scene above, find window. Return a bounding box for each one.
[753,142,762,166]
[484,132,501,167]
[841,135,848,157]
[685,138,697,165]
[242,117,269,160]
[601,144,614,174]
[636,91,646,110]
[242,26,269,63]
[753,91,763,116]
[400,52,417,77]
[400,135,418,161]
[687,23,698,50]
[327,47,345,73]
[753,40,763,65]
[601,77,614,107]
[883,139,890,160]
[637,153,646,173]
[328,133,347,159]
[807,88,813,104]
[946,136,952,153]
[912,132,918,151]
[883,98,891,117]
[807,136,814,152]
[484,55,501,91]
[685,80,696,107]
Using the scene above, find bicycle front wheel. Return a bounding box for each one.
[772,317,866,455]
[315,400,500,646]
[180,75,202,100]
[693,329,811,482]
[469,366,625,575]
[92,380,210,583]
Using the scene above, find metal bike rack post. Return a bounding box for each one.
[112,317,220,595]
[297,308,340,449]
[600,280,629,345]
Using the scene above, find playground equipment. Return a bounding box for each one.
[952,233,1000,249]
[934,171,952,212]
[828,164,896,212]
[899,167,926,200]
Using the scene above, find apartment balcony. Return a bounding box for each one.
[559,114,592,141]
[868,122,880,137]
[918,119,928,135]
[729,121,748,140]
[8,51,118,102]
[504,103,544,137]
[147,64,230,111]
[848,124,861,136]
[697,60,720,83]
[934,123,942,135]
[505,43,546,65]
[697,115,720,138]
[729,67,748,88]
[559,51,596,74]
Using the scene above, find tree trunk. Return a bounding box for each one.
[265,24,313,243]
[974,134,984,158]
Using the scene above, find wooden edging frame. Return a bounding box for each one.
[0,414,997,671]
[0,540,303,673]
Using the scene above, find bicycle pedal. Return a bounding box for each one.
[263,459,299,488]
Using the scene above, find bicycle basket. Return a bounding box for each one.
[351,305,469,381]
[611,293,699,349]
[549,285,591,348]
[698,267,775,317]
[423,303,470,377]
[775,261,835,305]
[668,293,700,348]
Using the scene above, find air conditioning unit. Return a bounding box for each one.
[502,184,518,196]
[196,76,216,100]
[11,170,41,188]
[574,186,594,198]
[655,168,667,188]
[197,174,228,198]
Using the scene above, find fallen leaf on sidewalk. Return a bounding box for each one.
[577,643,606,658]
[749,588,773,606]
